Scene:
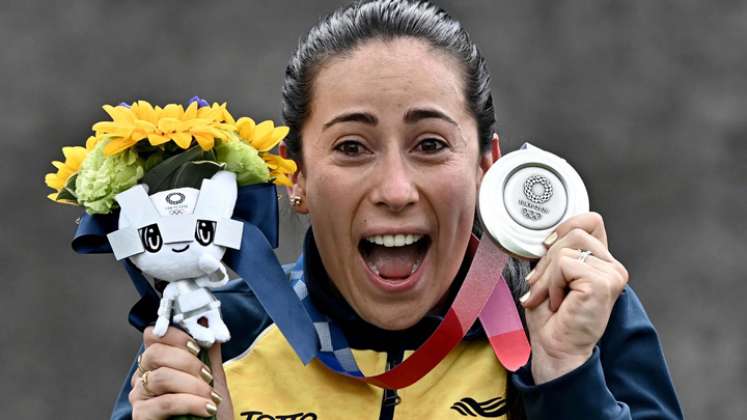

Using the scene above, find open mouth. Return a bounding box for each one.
[171,244,190,253]
[358,234,431,282]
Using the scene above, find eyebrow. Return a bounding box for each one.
[323,112,378,130]
[404,108,457,126]
[321,107,457,131]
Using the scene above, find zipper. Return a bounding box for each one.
[378,349,404,420]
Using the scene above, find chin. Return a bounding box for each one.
[358,301,432,331]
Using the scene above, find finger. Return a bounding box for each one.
[545,248,595,311]
[140,342,212,383]
[544,212,607,248]
[521,252,554,308]
[523,297,553,341]
[556,256,609,310]
[132,393,218,419]
[563,239,628,286]
[525,227,612,302]
[522,247,597,311]
[525,226,604,287]
[144,326,201,356]
[134,366,214,401]
[551,228,613,263]
[562,255,629,296]
[132,354,143,388]
[205,343,233,417]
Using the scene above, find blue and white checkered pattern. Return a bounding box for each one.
[285,256,366,378]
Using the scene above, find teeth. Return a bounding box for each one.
[366,260,380,275]
[366,234,423,247]
[410,259,421,274]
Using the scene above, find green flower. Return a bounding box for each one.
[75,139,144,214]
[215,139,270,186]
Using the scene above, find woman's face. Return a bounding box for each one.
[297,38,489,330]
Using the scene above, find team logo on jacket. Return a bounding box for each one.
[450,396,507,417]
[240,411,317,420]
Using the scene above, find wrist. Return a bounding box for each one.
[530,347,593,384]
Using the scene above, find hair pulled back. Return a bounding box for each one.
[281,0,495,162]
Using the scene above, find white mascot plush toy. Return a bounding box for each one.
[106,170,243,346]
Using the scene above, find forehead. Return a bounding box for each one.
[310,37,468,118]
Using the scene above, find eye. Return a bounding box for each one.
[334,139,369,157]
[414,137,448,154]
[139,224,163,253]
[195,220,216,246]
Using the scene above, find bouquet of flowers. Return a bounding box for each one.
[45,96,299,419]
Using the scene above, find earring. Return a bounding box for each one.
[289,195,304,207]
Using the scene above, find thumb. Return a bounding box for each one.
[207,343,234,419]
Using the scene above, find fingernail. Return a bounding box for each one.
[519,290,531,304]
[525,269,535,284]
[211,390,223,405]
[200,366,214,384]
[206,402,218,416]
[543,231,558,247]
[186,340,200,356]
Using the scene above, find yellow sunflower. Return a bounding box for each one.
[235,117,297,186]
[45,136,97,204]
[92,100,234,156]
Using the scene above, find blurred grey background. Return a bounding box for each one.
[1,0,744,418]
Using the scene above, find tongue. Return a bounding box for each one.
[366,243,422,279]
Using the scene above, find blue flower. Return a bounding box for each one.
[187,96,209,108]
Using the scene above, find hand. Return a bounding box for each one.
[129,326,233,419]
[198,253,222,275]
[520,212,629,384]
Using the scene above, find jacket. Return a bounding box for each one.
[111,232,683,420]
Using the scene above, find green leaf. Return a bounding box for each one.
[171,161,225,190]
[56,174,78,203]
[142,152,165,172]
[141,146,205,194]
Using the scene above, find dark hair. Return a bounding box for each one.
[281,0,495,162]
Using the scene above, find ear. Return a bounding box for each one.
[479,133,501,175]
[280,142,309,214]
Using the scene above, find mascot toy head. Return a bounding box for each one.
[107,170,243,281]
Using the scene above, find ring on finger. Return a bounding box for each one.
[577,249,593,263]
[141,370,154,397]
[136,354,146,377]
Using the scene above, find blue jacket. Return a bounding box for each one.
[112,234,683,420]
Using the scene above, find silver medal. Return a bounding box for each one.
[479,143,589,259]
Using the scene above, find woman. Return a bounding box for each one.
[117,1,683,419]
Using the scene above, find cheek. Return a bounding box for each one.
[430,166,480,231]
[305,167,362,236]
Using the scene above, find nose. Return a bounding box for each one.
[370,152,419,212]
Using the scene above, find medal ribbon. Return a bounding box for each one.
[292,234,531,389]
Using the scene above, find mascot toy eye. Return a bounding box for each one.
[140,225,163,253]
[195,221,216,246]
